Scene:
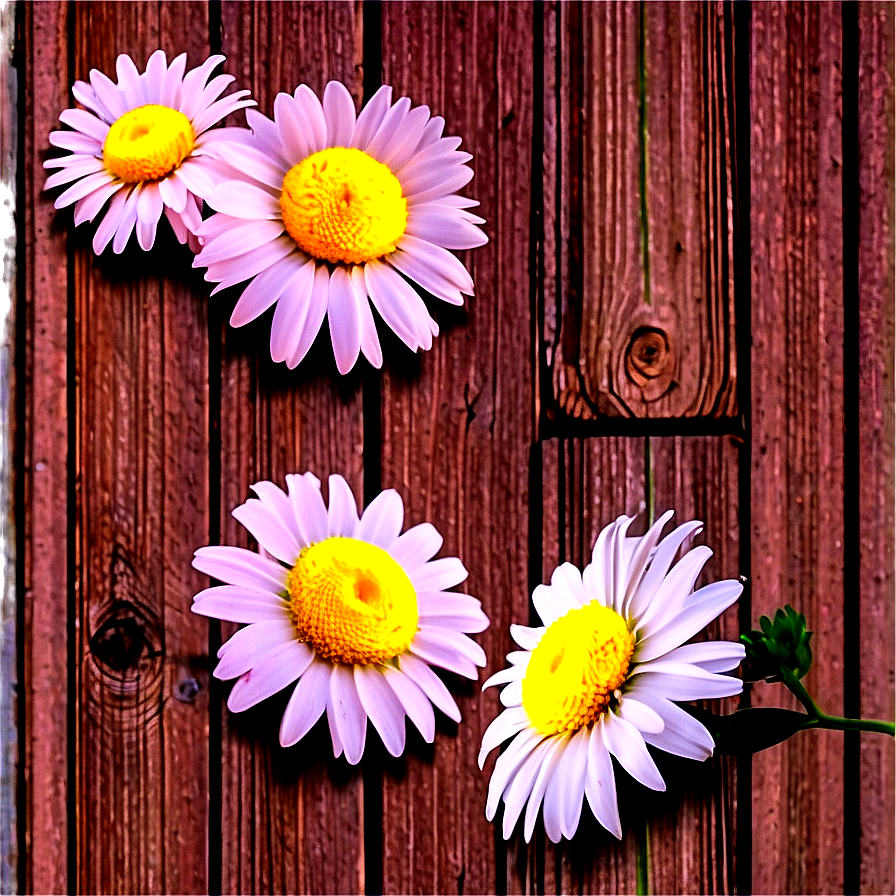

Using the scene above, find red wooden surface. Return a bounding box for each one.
[13,1,895,894]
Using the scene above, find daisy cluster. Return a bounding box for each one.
[45,51,486,373]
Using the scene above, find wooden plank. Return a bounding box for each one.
[215,3,366,893]
[545,1,737,423]
[66,4,212,892]
[648,436,740,896]
[1,2,18,891]
[377,3,534,892]
[533,437,644,896]
[20,3,72,892]
[857,4,895,893]
[750,4,845,893]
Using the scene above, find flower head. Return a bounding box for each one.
[44,50,254,254]
[193,81,487,374]
[480,511,744,843]
[192,473,488,763]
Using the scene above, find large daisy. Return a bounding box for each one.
[193,80,487,373]
[480,511,744,842]
[44,50,254,253]
[192,473,488,762]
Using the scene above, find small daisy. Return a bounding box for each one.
[45,50,254,254]
[192,473,488,763]
[480,511,744,843]
[193,80,488,374]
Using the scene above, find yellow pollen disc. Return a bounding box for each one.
[522,601,635,737]
[280,147,408,265]
[287,537,418,666]
[103,104,195,184]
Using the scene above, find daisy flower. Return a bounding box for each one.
[193,80,487,374]
[44,50,254,254]
[192,473,489,763]
[480,511,744,843]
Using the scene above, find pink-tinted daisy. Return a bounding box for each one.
[481,512,744,842]
[192,473,488,762]
[193,80,487,373]
[45,50,254,253]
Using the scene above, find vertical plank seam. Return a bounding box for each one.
[841,5,860,894]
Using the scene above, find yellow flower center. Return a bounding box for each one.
[280,147,408,265]
[287,537,418,665]
[103,104,195,184]
[522,602,635,737]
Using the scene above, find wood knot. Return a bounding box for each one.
[626,327,669,382]
[89,600,163,677]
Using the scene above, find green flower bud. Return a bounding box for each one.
[740,605,813,682]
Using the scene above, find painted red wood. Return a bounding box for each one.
[857,5,895,894]
[377,3,535,892]
[214,3,365,893]
[20,3,71,892]
[750,4,846,893]
[544,2,737,423]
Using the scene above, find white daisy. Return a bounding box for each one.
[480,511,744,843]
[192,472,488,763]
[44,50,254,254]
[192,80,487,374]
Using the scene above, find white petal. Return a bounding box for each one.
[584,724,622,839]
[356,488,404,548]
[636,581,744,663]
[354,666,407,757]
[601,713,665,791]
[274,92,316,161]
[214,618,299,679]
[363,96,412,159]
[478,706,528,767]
[158,171,189,212]
[268,259,318,364]
[486,728,543,820]
[327,265,362,374]
[410,557,467,593]
[635,691,716,761]
[410,628,483,679]
[389,522,442,571]
[365,261,433,352]
[635,545,714,636]
[481,663,526,692]
[385,249,464,306]
[173,158,217,199]
[285,472,328,546]
[115,53,144,107]
[328,664,367,765]
[406,207,487,251]
[327,473,360,537]
[350,265,383,368]
[351,84,393,150]
[499,678,523,708]
[280,659,332,747]
[227,640,314,711]
[394,234,474,293]
[207,139,287,191]
[58,107,110,142]
[617,696,665,734]
[383,666,436,743]
[196,218,285,267]
[91,189,129,254]
[54,170,117,209]
[322,80,356,148]
[523,738,566,843]
[193,545,287,592]
[401,163,474,204]
[532,580,576,627]
[377,105,431,172]
[628,661,743,701]
[293,85,328,153]
[658,640,746,673]
[501,737,551,840]
[557,727,589,838]
[232,498,302,565]
[398,654,460,722]
[111,188,140,254]
[192,585,289,623]
[208,180,282,219]
[619,510,675,616]
[285,265,330,369]
[227,251,299,323]
[509,624,543,650]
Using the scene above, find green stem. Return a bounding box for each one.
[806,714,895,736]
[780,666,895,736]
[635,816,650,895]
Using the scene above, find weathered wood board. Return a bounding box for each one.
[12,2,895,894]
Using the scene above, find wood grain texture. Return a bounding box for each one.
[214,3,366,893]
[532,437,644,896]
[545,1,737,423]
[378,3,534,892]
[750,4,846,893]
[857,5,895,893]
[1,2,19,893]
[20,3,72,892]
[67,5,213,892]
[648,436,740,896]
